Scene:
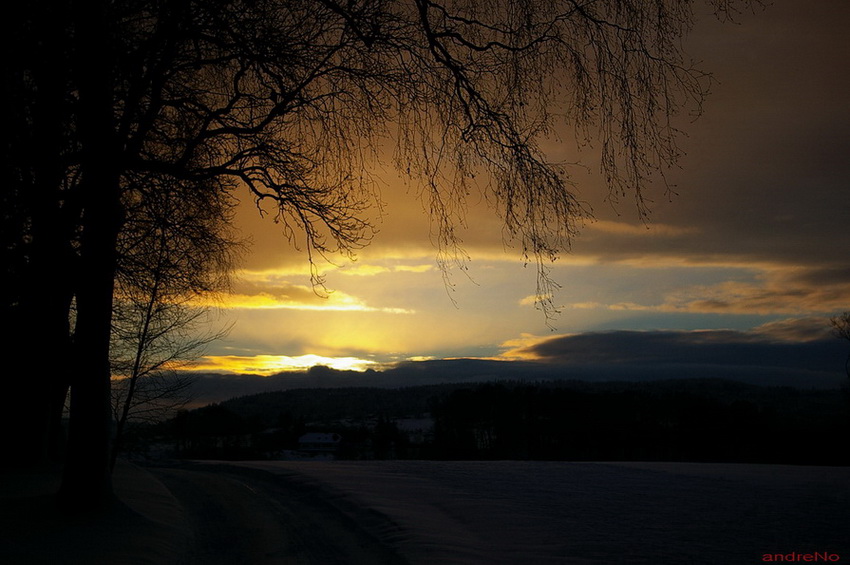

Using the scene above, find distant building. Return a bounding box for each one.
[298,432,342,453]
[395,416,435,445]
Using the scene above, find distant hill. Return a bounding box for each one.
[184,356,846,409]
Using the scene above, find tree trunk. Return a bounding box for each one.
[2,0,75,469]
[57,0,121,511]
[58,149,122,510]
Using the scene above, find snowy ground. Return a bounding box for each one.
[219,460,850,565]
[4,460,848,564]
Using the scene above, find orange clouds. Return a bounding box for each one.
[556,264,850,317]
[199,269,415,314]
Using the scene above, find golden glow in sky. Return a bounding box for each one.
[191,354,378,374]
[179,2,850,377]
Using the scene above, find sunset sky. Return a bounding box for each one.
[189,0,850,382]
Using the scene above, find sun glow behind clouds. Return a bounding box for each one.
[213,291,414,313]
[190,354,377,374]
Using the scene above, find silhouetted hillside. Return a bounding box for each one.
[183,354,847,409]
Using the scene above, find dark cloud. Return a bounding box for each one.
[511,328,846,388]
[569,0,850,275]
[230,279,327,304]
[789,267,850,287]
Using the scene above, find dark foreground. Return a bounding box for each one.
[2,460,849,564]
[0,461,406,565]
[219,460,850,565]
[152,463,407,564]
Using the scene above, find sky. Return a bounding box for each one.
[187,0,850,387]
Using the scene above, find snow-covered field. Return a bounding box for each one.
[225,460,850,565]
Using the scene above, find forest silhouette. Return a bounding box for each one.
[141,379,849,466]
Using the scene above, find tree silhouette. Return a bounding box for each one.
[109,177,236,471]
[4,0,756,510]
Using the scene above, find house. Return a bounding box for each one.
[297,432,342,453]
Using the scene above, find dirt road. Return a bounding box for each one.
[151,463,408,565]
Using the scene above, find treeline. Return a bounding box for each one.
[149,398,417,460]
[220,383,454,423]
[132,379,849,464]
[147,384,455,460]
[430,382,849,464]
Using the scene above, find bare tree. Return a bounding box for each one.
[5,0,758,509]
[108,174,237,470]
[109,300,225,471]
